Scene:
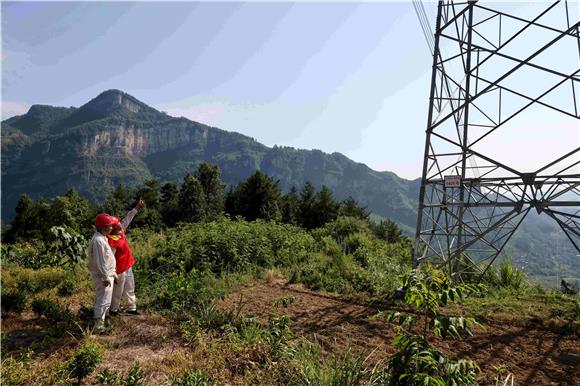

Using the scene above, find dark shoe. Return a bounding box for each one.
[125,310,140,315]
[109,310,119,316]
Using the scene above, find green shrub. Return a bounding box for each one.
[271,295,296,308]
[2,241,55,269]
[31,298,73,325]
[154,269,227,313]
[146,218,315,274]
[316,216,372,244]
[67,341,102,383]
[2,226,86,269]
[170,369,215,386]
[16,267,65,293]
[57,278,76,296]
[2,291,27,313]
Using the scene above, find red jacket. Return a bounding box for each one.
[107,231,135,274]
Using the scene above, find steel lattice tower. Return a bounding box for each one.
[414,0,580,277]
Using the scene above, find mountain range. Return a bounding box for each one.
[1,90,577,283]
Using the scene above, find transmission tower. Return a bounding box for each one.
[414,0,580,277]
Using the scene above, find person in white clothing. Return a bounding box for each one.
[88,213,118,332]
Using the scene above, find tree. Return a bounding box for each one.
[132,179,162,229]
[373,219,404,243]
[225,186,243,218]
[178,174,206,223]
[280,187,300,225]
[47,188,95,237]
[160,182,180,227]
[298,182,317,229]
[4,194,35,242]
[378,267,484,385]
[5,195,53,242]
[136,179,160,211]
[100,184,132,215]
[239,171,281,221]
[339,197,370,221]
[312,186,340,228]
[195,163,225,220]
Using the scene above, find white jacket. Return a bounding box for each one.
[88,232,117,281]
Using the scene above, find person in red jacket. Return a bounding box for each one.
[108,198,143,315]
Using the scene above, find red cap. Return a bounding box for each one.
[95,214,117,228]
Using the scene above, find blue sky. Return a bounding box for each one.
[2,1,578,179]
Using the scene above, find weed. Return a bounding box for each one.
[96,368,120,385]
[121,362,146,386]
[271,295,296,308]
[170,369,216,386]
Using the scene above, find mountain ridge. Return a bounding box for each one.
[1,90,419,226]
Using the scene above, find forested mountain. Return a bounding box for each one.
[1,89,577,281]
[1,90,419,227]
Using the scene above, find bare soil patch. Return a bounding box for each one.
[219,280,580,386]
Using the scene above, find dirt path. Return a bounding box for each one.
[219,280,580,386]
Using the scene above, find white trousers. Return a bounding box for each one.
[92,273,114,321]
[111,267,137,312]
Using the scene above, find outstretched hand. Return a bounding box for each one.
[135,197,145,210]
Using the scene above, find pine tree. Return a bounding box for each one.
[4,194,35,242]
[312,186,340,228]
[101,184,132,215]
[178,174,206,223]
[339,196,370,220]
[299,182,317,229]
[133,179,162,229]
[280,187,300,225]
[374,219,404,243]
[160,182,180,227]
[237,171,281,221]
[195,163,225,220]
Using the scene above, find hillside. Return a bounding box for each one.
[2,218,579,385]
[1,89,577,281]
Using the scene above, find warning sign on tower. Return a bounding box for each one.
[444,175,461,188]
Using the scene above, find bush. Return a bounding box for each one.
[2,291,27,313]
[16,267,66,293]
[58,278,76,296]
[315,216,372,244]
[2,242,56,269]
[154,269,228,313]
[67,341,102,383]
[31,298,74,325]
[146,218,315,274]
